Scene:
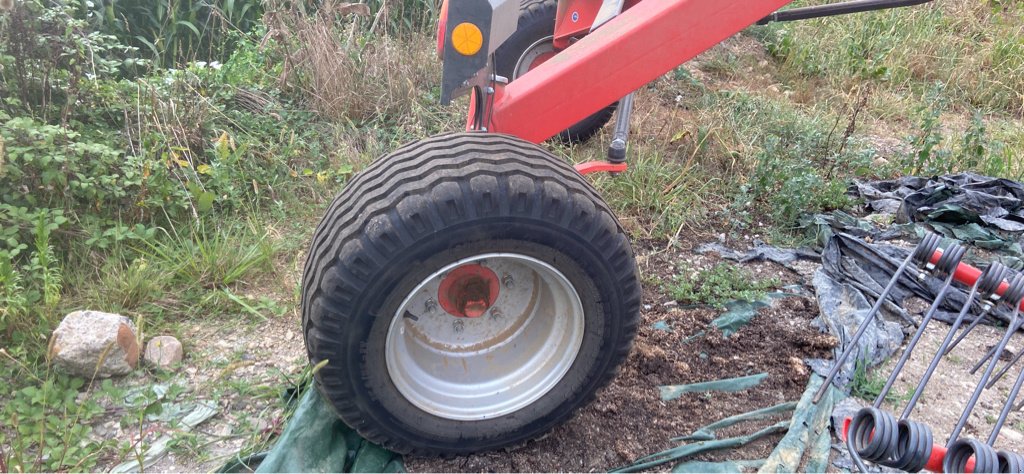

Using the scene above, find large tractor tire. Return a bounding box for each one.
[493,0,617,145]
[302,133,641,455]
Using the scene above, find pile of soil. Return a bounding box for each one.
[407,245,836,472]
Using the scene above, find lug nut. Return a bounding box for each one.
[502,273,514,288]
[453,320,465,333]
[425,298,437,313]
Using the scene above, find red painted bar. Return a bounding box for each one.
[929,250,1024,311]
[485,0,794,143]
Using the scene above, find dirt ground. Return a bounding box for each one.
[86,232,1024,473]
[406,239,837,473]
[851,311,1024,454]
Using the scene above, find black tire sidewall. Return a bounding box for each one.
[334,220,624,453]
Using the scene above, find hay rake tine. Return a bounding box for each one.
[944,272,1024,474]
[990,347,1024,389]
[900,262,1003,421]
[946,311,997,356]
[947,264,1018,446]
[872,240,965,409]
[812,236,937,404]
[971,315,1024,376]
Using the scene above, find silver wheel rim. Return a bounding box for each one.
[513,35,556,79]
[385,253,585,421]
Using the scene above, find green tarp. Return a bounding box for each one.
[221,388,403,473]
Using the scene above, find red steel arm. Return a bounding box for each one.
[478,0,794,143]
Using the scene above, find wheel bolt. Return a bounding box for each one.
[453,320,465,333]
[425,298,436,313]
[502,273,514,288]
[491,308,503,319]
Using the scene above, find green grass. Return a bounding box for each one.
[849,359,914,406]
[667,263,781,308]
[141,221,275,290]
[760,1,1024,115]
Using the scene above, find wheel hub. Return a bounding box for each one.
[437,264,500,318]
[385,253,585,420]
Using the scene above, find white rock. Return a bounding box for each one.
[144,336,184,370]
[49,310,139,378]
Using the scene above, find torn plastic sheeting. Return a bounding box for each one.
[696,241,820,270]
[806,265,904,391]
[659,373,768,401]
[111,401,219,473]
[803,405,834,474]
[853,174,1023,220]
[758,375,840,473]
[611,421,790,473]
[250,388,404,473]
[852,173,1024,252]
[798,211,914,250]
[219,387,404,473]
[822,232,1017,328]
[712,292,803,337]
[672,459,766,472]
[674,402,797,442]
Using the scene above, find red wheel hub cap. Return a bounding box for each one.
[437,264,500,318]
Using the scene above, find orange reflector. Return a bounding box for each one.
[451,22,483,56]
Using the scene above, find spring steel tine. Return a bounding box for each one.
[872,243,967,409]
[812,239,930,404]
[988,323,1024,446]
[970,316,1024,375]
[983,275,1024,448]
[964,266,1015,375]
[900,267,992,420]
[985,273,1024,389]
[945,312,996,356]
[989,346,1024,388]
[948,263,1019,446]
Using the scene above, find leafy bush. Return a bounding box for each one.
[0,375,112,472]
[899,83,1019,178]
[84,0,264,66]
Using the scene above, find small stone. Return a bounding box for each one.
[285,330,295,341]
[144,336,184,370]
[872,157,889,167]
[788,356,808,377]
[49,310,139,378]
[643,304,652,311]
[663,301,678,308]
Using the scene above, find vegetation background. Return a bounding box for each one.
[0,0,1021,470]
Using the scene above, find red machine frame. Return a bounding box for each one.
[466,0,794,144]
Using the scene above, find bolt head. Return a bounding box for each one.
[452,320,465,333]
